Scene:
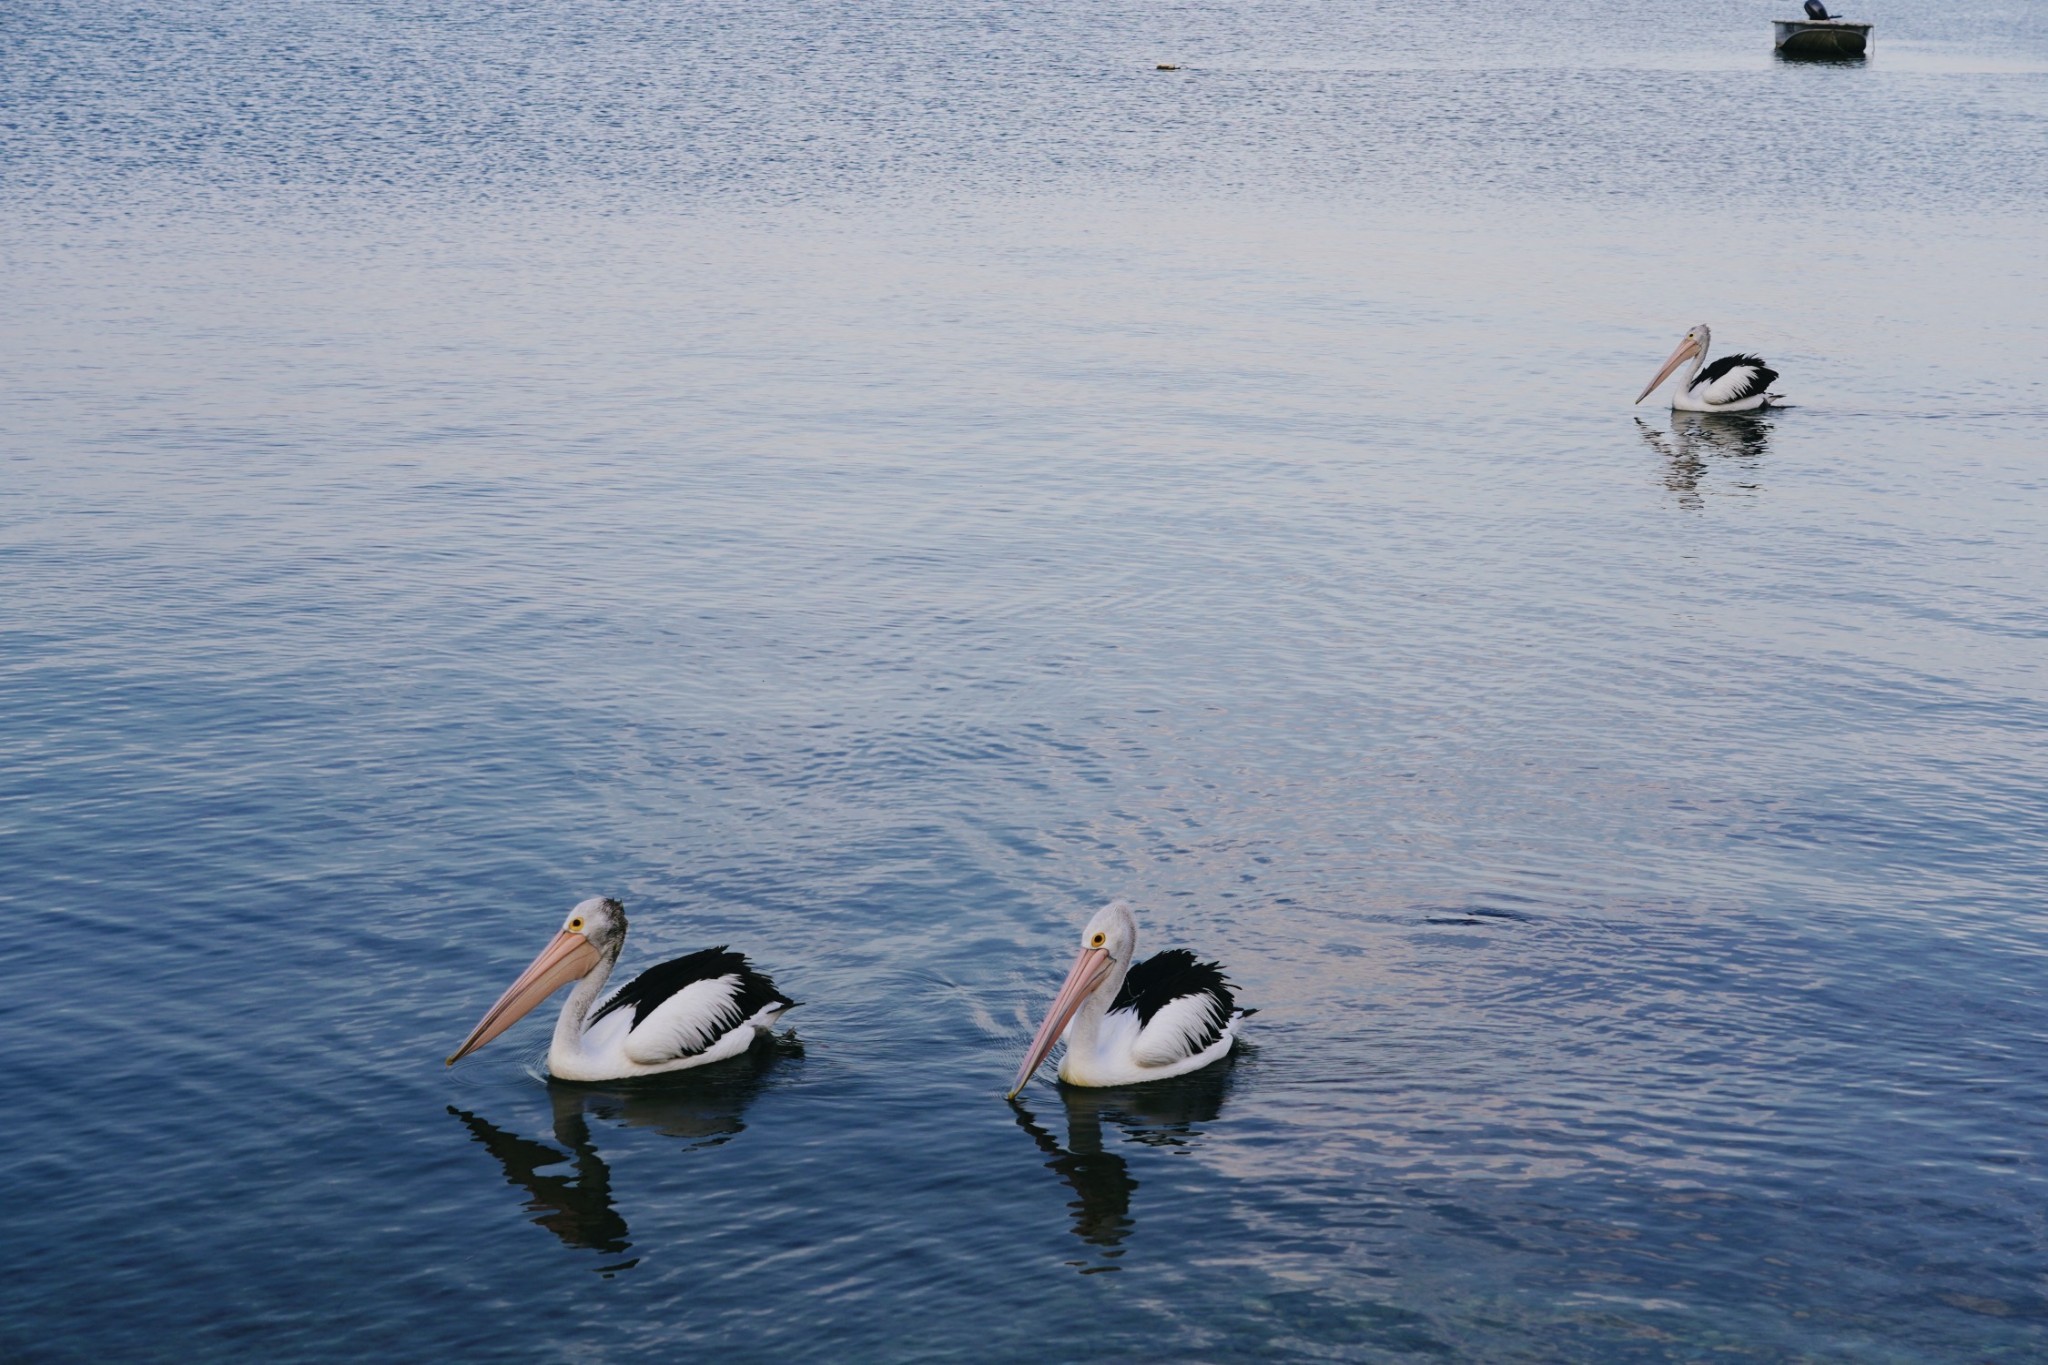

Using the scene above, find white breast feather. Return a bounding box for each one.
[578,1004,635,1056]
[1088,1007,1144,1061]
[621,974,746,1065]
[1695,364,1763,406]
[1131,992,1222,1068]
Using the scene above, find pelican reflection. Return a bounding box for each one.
[449,1033,798,1274]
[1636,412,1773,508]
[1008,1058,1236,1273]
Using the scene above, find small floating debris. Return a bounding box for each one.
[1775,4,1871,60]
[1156,63,1181,71]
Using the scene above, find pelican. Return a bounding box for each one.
[1635,323,1782,412]
[1007,900,1249,1097]
[446,897,795,1082]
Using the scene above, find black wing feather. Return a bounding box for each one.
[589,946,792,1047]
[1110,949,1238,1054]
[1689,353,1779,401]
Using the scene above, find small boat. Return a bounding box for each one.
[1774,17,1872,60]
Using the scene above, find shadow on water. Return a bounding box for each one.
[447,1032,800,1276]
[1635,412,1774,508]
[1007,1058,1237,1274]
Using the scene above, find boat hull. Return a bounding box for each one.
[1773,19,1872,59]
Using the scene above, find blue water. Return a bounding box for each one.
[4,1,2046,1359]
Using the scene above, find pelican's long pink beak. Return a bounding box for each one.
[1007,946,1113,1098]
[446,930,600,1065]
[1636,335,1703,404]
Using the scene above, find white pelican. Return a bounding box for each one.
[447,897,795,1082]
[1007,900,1248,1097]
[1635,323,1782,412]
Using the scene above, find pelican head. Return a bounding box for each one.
[446,897,625,1065]
[1636,323,1711,404]
[1007,900,1138,1098]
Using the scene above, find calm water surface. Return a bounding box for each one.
[3,0,2046,1360]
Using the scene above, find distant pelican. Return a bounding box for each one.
[1007,900,1248,1097]
[447,897,794,1081]
[1635,323,1782,412]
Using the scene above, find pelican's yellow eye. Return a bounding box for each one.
[1090,932,1106,948]
[569,917,584,932]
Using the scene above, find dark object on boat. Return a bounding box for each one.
[1804,0,1830,19]
[1774,16,1871,59]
